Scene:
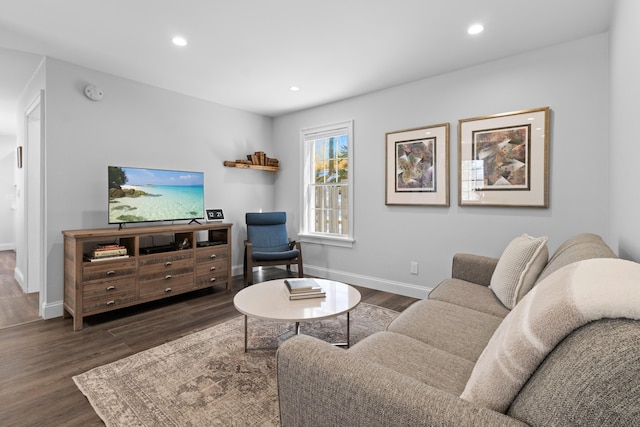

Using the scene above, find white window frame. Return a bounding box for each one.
[299,119,354,248]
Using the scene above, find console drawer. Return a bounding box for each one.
[83,260,136,283]
[195,269,228,288]
[195,259,227,276]
[83,278,136,313]
[138,250,193,267]
[138,254,193,281]
[195,246,228,263]
[139,273,193,299]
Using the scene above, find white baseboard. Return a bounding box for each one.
[233,264,431,299]
[0,243,16,251]
[303,265,430,299]
[42,300,64,320]
[14,266,26,292]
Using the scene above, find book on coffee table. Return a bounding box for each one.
[287,289,326,300]
[284,278,323,293]
[284,278,326,300]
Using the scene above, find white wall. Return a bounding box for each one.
[273,34,610,298]
[610,0,640,261]
[0,134,16,250]
[41,58,276,317]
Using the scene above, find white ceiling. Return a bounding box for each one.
[0,0,612,135]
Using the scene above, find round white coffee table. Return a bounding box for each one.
[233,278,361,351]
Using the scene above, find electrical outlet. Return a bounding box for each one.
[410,261,419,275]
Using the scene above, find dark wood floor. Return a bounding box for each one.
[0,250,40,329]
[0,267,418,426]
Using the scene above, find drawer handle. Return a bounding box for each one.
[209,278,216,282]
[210,254,216,259]
[106,300,115,306]
[165,287,172,293]
[106,270,116,276]
[165,274,172,280]
[106,285,116,291]
[210,266,216,271]
[165,261,172,266]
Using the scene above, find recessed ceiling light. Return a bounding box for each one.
[290,86,300,92]
[172,36,188,47]
[467,24,484,35]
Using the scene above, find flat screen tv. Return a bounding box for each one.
[108,166,205,225]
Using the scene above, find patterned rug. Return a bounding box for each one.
[73,303,398,426]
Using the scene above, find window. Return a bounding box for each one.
[299,120,354,247]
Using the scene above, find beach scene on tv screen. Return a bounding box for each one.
[108,166,204,223]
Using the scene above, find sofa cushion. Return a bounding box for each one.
[349,331,475,395]
[461,258,640,414]
[508,319,640,426]
[489,233,548,309]
[535,233,617,285]
[429,279,510,318]
[387,299,504,362]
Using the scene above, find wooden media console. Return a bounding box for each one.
[62,223,232,330]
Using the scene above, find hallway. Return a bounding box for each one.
[0,250,39,329]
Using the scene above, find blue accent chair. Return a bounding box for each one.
[243,212,303,286]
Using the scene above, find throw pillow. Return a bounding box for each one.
[489,234,549,309]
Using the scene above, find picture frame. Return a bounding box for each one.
[458,107,550,207]
[206,209,224,221]
[385,123,449,206]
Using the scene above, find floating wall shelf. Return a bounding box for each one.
[223,161,279,172]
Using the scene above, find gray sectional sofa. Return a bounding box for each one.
[276,233,640,426]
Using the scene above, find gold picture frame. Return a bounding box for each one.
[458,107,550,207]
[385,123,449,206]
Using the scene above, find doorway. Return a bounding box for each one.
[0,250,39,328]
[18,91,44,320]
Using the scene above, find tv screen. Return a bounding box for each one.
[108,166,205,224]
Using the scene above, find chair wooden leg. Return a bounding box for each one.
[243,247,250,286]
[246,265,253,286]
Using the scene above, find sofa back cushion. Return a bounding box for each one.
[461,258,640,414]
[535,233,616,285]
[508,319,640,425]
[489,234,548,309]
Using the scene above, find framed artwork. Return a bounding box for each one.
[458,107,550,207]
[385,123,449,206]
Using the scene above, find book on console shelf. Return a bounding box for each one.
[84,254,130,262]
[96,243,125,249]
[92,247,127,258]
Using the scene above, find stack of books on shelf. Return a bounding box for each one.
[284,278,326,300]
[248,151,279,167]
[84,244,129,262]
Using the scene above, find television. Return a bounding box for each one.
[108,166,205,225]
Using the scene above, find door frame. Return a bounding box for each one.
[24,90,45,315]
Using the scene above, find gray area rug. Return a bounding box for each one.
[73,303,398,426]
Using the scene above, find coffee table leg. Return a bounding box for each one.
[244,315,248,353]
[245,312,351,350]
[346,311,350,348]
